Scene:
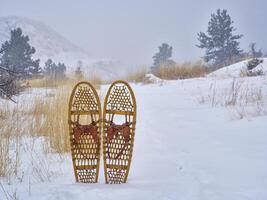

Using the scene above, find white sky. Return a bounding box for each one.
[1,0,266,67]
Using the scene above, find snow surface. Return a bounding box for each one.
[208,58,267,78]
[1,76,267,200]
[145,73,164,84]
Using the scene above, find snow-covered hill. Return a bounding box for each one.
[0,16,118,79]
[208,58,267,78]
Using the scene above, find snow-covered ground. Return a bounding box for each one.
[209,58,267,78]
[1,75,267,200]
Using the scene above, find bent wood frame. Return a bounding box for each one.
[102,80,137,184]
[68,81,101,183]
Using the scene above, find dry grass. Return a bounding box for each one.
[27,76,102,154]
[29,77,101,154]
[28,74,102,89]
[0,134,11,177]
[121,62,208,83]
[0,76,101,178]
[31,87,70,153]
[124,67,148,83]
[87,74,102,89]
[123,66,156,84]
[154,61,208,80]
[28,77,74,88]
[198,78,267,119]
[0,104,22,179]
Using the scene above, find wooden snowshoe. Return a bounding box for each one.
[103,80,137,184]
[68,82,101,183]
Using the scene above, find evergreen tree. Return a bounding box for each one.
[56,62,66,80]
[0,28,40,76]
[152,43,173,68]
[197,9,243,68]
[44,59,54,77]
[43,59,66,80]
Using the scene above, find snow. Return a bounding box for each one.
[208,58,267,78]
[1,76,267,199]
[145,73,164,84]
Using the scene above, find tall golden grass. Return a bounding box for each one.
[29,77,102,154]
[154,61,208,80]
[28,74,102,89]
[28,77,76,88]
[29,87,70,153]
[115,61,208,83]
[0,76,102,178]
[0,103,22,178]
[0,124,11,177]
[123,67,150,83]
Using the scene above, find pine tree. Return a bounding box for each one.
[197,9,243,68]
[43,59,66,80]
[44,59,54,77]
[0,28,40,76]
[152,43,173,68]
[56,62,66,80]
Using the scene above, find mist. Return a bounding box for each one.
[1,0,267,67]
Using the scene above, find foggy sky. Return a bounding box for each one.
[1,0,267,67]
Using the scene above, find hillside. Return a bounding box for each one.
[208,58,267,78]
[0,16,118,79]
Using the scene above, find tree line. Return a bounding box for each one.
[0,27,67,101]
[152,9,264,72]
[0,9,265,100]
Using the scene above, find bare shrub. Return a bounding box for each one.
[246,58,263,70]
[240,69,264,77]
[0,73,21,102]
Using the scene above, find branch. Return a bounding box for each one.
[0,77,14,87]
[0,87,16,103]
[0,66,27,77]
